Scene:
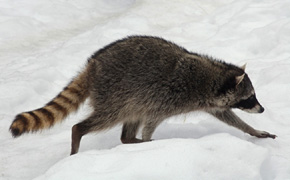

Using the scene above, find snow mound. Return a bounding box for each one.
[35,134,268,180]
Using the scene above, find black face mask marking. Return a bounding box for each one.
[232,94,258,109]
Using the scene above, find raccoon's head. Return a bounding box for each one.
[217,65,264,113]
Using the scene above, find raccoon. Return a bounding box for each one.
[9,36,276,155]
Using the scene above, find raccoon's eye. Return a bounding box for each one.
[248,96,254,101]
[244,94,255,101]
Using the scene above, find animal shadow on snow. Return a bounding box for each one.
[83,118,243,152]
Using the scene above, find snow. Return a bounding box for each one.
[35,135,269,180]
[0,0,289,179]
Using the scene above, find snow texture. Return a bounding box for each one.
[1,0,290,179]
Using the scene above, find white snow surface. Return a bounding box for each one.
[1,0,290,179]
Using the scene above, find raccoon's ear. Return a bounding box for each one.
[236,73,245,86]
[240,63,247,71]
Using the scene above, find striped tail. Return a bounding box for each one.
[10,63,92,137]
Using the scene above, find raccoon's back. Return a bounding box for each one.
[91,36,189,82]
[88,38,196,114]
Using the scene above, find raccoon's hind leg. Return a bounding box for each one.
[121,120,143,144]
[70,112,119,155]
[71,123,88,155]
[207,109,276,139]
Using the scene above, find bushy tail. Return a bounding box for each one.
[10,62,92,137]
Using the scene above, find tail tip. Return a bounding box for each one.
[10,126,22,138]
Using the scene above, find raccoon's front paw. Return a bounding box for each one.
[253,130,277,139]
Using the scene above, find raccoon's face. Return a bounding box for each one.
[232,92,264,113]
[230,74,264,113]
[217,72,264,113]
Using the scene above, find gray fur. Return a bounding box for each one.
[69,36,276,155]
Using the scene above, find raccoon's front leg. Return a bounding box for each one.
[207,109,276,139]
[142,119,163,141]
[121,120,143,144]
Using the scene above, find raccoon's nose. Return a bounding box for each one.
[258,106,264,113]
